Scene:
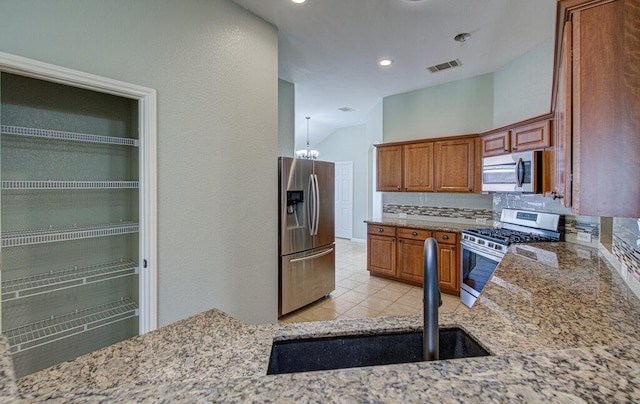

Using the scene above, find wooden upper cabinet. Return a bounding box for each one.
[434,138,475,193]
[403,142,434,192]
[376,145,403,191]
[544,19,573,207]
[482,131,510,157]
[511,120,551,152]
[481,119,552,157]
[553,0,640,217]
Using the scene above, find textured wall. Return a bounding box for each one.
[382,74,494,142]
[493,39,554,127]
[0,0,279,325]
[278,79,295,157]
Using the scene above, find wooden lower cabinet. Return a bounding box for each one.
[397,228,432,284]
[367,225,460,295]
[367,229,396,277]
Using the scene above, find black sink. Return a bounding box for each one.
[267,327,490,375]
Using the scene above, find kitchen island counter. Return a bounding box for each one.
[3,242,640,402]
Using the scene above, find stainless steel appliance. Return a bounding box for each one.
[482,150,542,193]
[278,157,335,316]
[460,209,560,308]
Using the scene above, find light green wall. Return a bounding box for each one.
[316,125,368,240]
[383,74,494,142]
[0,0,279,325]
[493,39,554,127]
[278,79,295,157]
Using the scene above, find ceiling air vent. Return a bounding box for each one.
[427,59,462,73]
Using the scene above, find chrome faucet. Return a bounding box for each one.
[423,237,442,361]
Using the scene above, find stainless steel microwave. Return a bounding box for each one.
[481,150,542,193]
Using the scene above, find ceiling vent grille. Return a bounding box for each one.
[427,59,462,73]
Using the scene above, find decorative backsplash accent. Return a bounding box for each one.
[384,204,493,220]
[613,235,640,282]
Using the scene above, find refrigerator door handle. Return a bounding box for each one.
[289,247,334,263]
[307,174,315,236]
[313,174,320,236]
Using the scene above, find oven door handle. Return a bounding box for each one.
[460,241,503,262]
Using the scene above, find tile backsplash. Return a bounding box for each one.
[382,192,493,223]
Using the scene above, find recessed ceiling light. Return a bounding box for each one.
[378,58,394,67]
[291,0,308,4]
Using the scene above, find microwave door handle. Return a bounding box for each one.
[515,158,524,188]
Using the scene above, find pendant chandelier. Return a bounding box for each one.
[295,116,319,160]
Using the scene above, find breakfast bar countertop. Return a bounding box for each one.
[3,242,640,402]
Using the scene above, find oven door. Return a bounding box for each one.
[460,240,503,308]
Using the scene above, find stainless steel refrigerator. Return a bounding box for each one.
[278,157,335,317]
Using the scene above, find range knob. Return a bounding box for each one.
[478,239,485,245]
[488,242,494,249]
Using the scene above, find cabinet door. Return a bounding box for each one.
[482,131,510,157]
[437,243,459,295]
[403,142,434,192]
[434,139,475,193]
[367,234,396,277]
[397,238,427,285]
[545,20,573,207]
[376,145,403,192]
[570,0,640,217]
[511,120,551,152]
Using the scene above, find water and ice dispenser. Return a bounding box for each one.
[286,190,304,228]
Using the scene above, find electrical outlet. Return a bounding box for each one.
[398,213,407,219]
[476,218,488,225]
[577,232,592,243]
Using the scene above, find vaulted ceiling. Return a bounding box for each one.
[233,0,557,149]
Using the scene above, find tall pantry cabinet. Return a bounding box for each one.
[0,55,156,378]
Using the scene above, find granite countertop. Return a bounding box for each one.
[365,218,491,233]
[3,242,640,402]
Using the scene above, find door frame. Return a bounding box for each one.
[0,51,158,333]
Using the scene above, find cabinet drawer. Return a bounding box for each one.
[367,224,396,236]
[434,231,457,244]
[397,227,432,241]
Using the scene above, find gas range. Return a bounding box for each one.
[462,209,561,257]
[460,209,561,308]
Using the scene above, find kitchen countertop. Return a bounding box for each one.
[365,218,490,233]
[3,242,640,402]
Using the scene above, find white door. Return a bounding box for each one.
[335,161,353,239]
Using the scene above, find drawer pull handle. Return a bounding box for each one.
[378,228,384,233]
[441,235,449,240]
[411,231,418,236]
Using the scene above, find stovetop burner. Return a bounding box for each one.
[463,228,558,245]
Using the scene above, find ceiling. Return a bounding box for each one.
[232,0,557,150]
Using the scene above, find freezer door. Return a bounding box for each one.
[279,246,336,316]
[313,160,335,248]
[279,157,314,255]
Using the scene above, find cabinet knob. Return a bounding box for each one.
[441,235,449,240]
[397,186,401,190]
[512,147,517,151]
[503,149,508,152]
[405,187,407,191]
[411,231,418,236]
[378,227,384,233]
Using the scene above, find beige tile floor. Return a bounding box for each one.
[280,238,468,323]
